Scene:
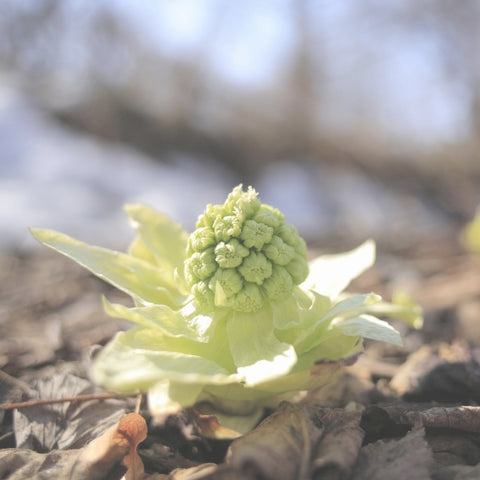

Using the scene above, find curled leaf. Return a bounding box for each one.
[72,412,147,480]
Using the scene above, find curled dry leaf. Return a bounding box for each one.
[310,409,364,480]
[432,463,480,480]
[72,412,147,480]
[225,403,365,480]
[0,413,147,480]
[166,463,220,480]
[368,405,480,433]
[164,404,365,480]
[351,427,432,480]
[361,404,480,470]
[227,402,324,480]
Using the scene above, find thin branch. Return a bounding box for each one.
[0,392,133,410]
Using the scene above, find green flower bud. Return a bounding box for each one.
[253,205,284,229]
[285,254,310,284]
[209,268,243,306]
[215,239,249,268]
[238,251,272,285]
[185,185,309,312]
[241,220,274,250]
[214,215,242,242]
[235,282,263,312]
[263,235,295,266]
[184,248,216,281]
[262,265,293,300]
[188,227,216,253]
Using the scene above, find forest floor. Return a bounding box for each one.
[1,234,480,479]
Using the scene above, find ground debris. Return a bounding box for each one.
[0,413,147,480]
[350,427,432,480]
[13,372,128,451]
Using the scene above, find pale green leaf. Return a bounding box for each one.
[368,295,423,329]
[329,314,402,346]
[294,293,381,354]
[303,240,375,298]
[90,328,235,393]
[272,288,331,330]
[211,408,265,436]
[226,308,297,386]
[462,206,480,254]
[102,297,215,342]
[295,334,363,367]
[148,379,205,416]
[319,293,381,324]
[30,228,185,308]
[124,204,188,274]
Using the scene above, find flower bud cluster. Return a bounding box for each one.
[184,185,309,312]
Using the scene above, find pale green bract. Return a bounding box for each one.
[462,206,480,254]
[30,185,422,434]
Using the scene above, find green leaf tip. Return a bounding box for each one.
[462,206,480,254]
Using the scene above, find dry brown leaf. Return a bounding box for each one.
[13,372,127,451]
[311,409,364,480]
[72,412,147,480]
[121,413,149,480]
[162,405,364,480]
[189,406,245,440]
[361,404,480,472]
[373,405,480,433]
[432,463,480,480]
[389,343,480,403]
[167,463,220,479]
[227,402,324,480]
[350,427,432,480]
[305,368,377,408]
[428,431,480,467]
[0,412,147,480]
[224,403,365,480]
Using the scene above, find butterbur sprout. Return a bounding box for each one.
[31,185,422,436]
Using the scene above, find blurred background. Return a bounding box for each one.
[1,0,480,251]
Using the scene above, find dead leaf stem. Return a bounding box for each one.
[0,392,132,410]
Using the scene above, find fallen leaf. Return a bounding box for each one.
[305,368,378,408]
[72,412,147,480]
[225,403,365,480]
[403,359,480,403]
[167,463,220,479]
[361,404,480,472]
[389,343,480,403]
[427,431,480,467]
[120,413,149,480]
[227,402,324,480]
[137,442,198,475]
[13,372,127,451]
[432,463,480,480]
[350,427,432,480]
[0,448,80,480]
[310,409,364,480]
[0,412,147,480]
[368,405,480,433]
